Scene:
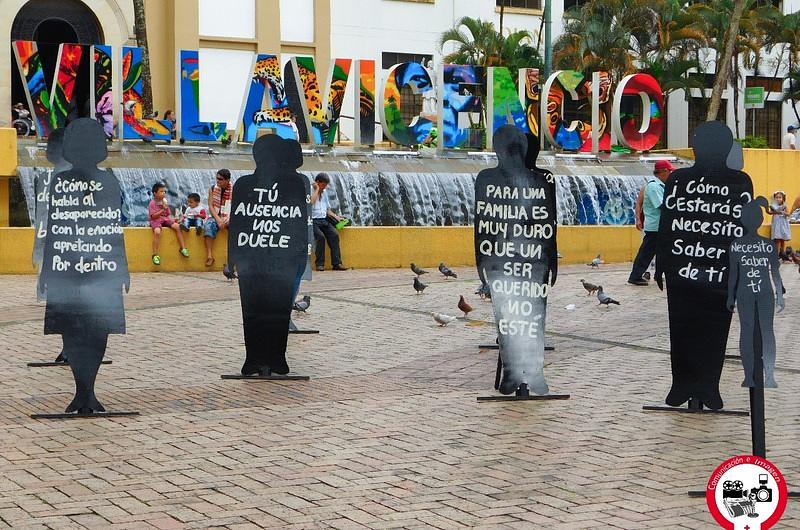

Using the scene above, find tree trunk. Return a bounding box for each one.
[499,1,505,36]
[133,0,154,116]
[731,54,740,138]
[706,0,745,121]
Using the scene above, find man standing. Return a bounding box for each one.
[310,173,348,271]
[782,125,797,150]
[628,160,672,286]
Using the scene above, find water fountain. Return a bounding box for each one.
[16,146,658,228]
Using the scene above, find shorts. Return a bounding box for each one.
[182,217,203,229]
[204,217,227,239]
[150,217,175,230]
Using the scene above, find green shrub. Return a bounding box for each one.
[738,136,769,148]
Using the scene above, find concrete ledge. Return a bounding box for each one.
[1,224,792,274]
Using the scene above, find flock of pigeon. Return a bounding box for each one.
[221,253,622,326]
[581,254,621,307]
[409,262,484,327]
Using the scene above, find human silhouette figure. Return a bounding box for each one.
[38,119,129,413]
[727,197,784,388]
[33,129,72,363]
[655,121,753,410]
[475,125,558,395]
[228,135,310,375]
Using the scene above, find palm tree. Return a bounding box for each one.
[439,17,503,66]
[133,0,153,116]
[761,11,800,122]
[784,68,800,123]
[697,0,747,121]
[554,4,635,85]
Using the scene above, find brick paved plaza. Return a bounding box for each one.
[0,263,797,529]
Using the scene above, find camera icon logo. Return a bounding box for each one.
[707,456,787,529]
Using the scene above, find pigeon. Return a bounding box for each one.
[223,264,238,281]
[475,282,491,300]
[293,295,311,312]
[439,262,458,279]
[580,279,599,296]
[432,312,457,326]
[413,276,428,294]
[597,286,620,307]
[458,295,473,318]
[587,254,602,267]
[410,263,428,276]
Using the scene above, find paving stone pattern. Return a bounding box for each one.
[0,263,797,529]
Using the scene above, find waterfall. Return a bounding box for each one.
[17,167,648,227]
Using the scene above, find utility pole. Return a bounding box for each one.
[544,0,552,77]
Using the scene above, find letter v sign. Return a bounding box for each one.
[13,41,85,138]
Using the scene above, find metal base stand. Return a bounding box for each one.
[478,383,570,402]
[221,373,310,381]
[289,320,319,334]
[27,360,112,368]
[643,398,749,416]
[478,344,554,351]
[31,411,138,420]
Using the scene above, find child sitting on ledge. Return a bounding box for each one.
[148,182,189,266]
[180,192,206,235]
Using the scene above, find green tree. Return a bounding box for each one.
[439,17,502,67]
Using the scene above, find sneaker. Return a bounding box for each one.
[627,278,648,286]
[315,266,325,272]
[152,254,161,266]
[643,271,651,281]
[180,248,189,258]
[332,264,349,271]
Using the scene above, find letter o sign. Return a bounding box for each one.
[611,73,664,151]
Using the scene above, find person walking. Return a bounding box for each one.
[628,160,673,286]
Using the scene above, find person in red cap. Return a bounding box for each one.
[628,159,673,285]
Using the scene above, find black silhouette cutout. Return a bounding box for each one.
[475,125,558,396]
[33,129,70,272]
[655,121,754,410]
[32,129,71,365]
[37,119,129,414]
[727,197,784,388]
[228,135,310,376]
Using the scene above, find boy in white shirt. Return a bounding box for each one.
[180,192,206,234]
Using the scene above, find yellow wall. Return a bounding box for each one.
[0,224,665,274]
[0,128,17,176]
[0,128,17,227]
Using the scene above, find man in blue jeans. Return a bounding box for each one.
[310,173,348,271]
[628,160,672,286]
